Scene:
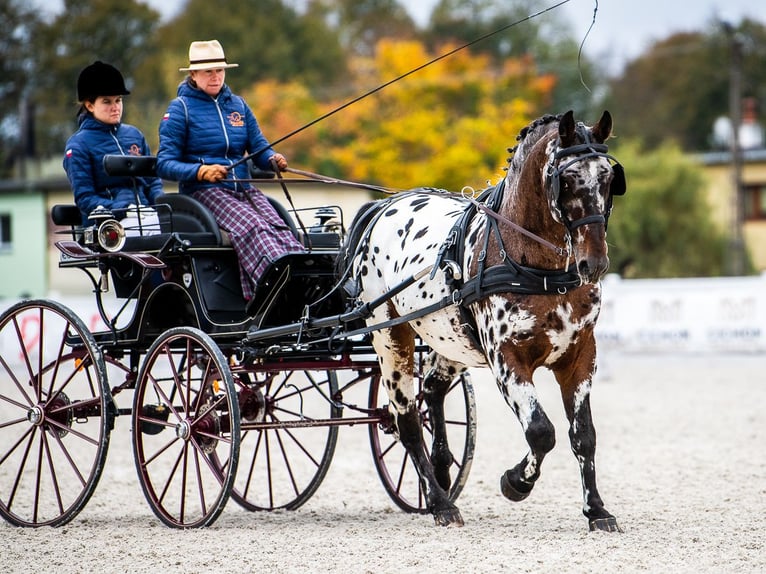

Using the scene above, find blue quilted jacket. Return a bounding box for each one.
[157,80,276,195]
[63,114,164,225]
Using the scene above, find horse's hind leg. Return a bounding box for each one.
[373,325,463,527]
[423,353,467,491]
[554,351,621,532]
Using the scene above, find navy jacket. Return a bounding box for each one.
[63,114,164,225]
[156,79,275,195]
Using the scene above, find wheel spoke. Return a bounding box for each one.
[132,327,239,528]
[225,370,339,512]
[369,368,476,513]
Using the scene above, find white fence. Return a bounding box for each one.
[2,274,766,356]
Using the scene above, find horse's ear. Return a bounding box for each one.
[591,110,613,144]
[559,110,576,147]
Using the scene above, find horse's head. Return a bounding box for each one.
[543,110,626,283]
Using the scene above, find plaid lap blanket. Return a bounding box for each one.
[192,186,304,300]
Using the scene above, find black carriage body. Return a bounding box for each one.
[54,192,345,349]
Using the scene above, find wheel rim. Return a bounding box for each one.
[219,368,340,511]
[0,300,111,527]
[369,371,476,513]
[132,327,239,528]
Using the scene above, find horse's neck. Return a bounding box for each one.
[498,142,567,269]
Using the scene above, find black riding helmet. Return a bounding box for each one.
[77,61,130,101]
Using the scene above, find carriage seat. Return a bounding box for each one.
[50,197,224,251]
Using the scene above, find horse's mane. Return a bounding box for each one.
[505,113,563,174]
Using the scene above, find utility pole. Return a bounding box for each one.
[724,22,746,276]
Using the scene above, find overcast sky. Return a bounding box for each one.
[34,0,766,72]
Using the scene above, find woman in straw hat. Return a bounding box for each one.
[157,39,304,301]
[64,60,163,233]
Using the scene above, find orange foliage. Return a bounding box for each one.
[321,39,556,190]
[238,40,556,191]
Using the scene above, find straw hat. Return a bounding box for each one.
[179,40,239,72]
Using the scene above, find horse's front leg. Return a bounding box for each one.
[497,364,557,502]
[373,325,463,527]
[554,346,621,533]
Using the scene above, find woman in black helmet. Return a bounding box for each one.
[63,61,163,232]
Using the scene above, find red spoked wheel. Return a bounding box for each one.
[369,370,476,513]
[218,368,340,511]
[0,299,112,527]
[132,327,240,528]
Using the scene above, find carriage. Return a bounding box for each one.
[0,155,477,528]
[0,110,624,531]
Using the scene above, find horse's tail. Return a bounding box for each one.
[335,199,389,281]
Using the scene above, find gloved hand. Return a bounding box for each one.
[197,164,228,182]
[269,153,288,172]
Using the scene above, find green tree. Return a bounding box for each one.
[604,19,766,151]
[150,0,347,96]
[606,141,734,278]
[309,0,417,56]
[31,0,162,157]
[0,0,43,175]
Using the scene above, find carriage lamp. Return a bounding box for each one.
[82,208,127,252]
[97,219,126,252]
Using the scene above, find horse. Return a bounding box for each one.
[337,110,626,531]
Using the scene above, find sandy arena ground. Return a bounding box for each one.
[2,352,765,573]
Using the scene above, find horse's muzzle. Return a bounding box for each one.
[577,254,610,283]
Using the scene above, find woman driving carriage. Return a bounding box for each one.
[63,61,163,232]
[156,39,304,301]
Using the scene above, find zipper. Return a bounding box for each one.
[213,95,239,189]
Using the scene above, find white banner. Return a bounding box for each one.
[596,273,766,353]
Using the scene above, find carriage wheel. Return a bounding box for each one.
[132,327,240,528]
[0,299,112,527]
[218,369,340,511]
[369,370,476,513]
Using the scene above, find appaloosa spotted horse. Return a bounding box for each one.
[338,110,626,531]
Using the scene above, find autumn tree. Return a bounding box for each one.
[320,39,555,191]
[238,80,323,168]
[426,0,603,118]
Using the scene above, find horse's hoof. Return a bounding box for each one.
[589,516,622,533]
[433,507,464,527]
[500,470,532,502]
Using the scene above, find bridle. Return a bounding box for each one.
[467,126,625,266]
[545,122,625,233]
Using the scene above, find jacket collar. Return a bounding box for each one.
[177,78,231,102]
[78,113,121,131]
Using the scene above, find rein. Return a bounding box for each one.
[465,192,568,258]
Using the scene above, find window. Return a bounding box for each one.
[0,213,11,251]
[744,184,766,220]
